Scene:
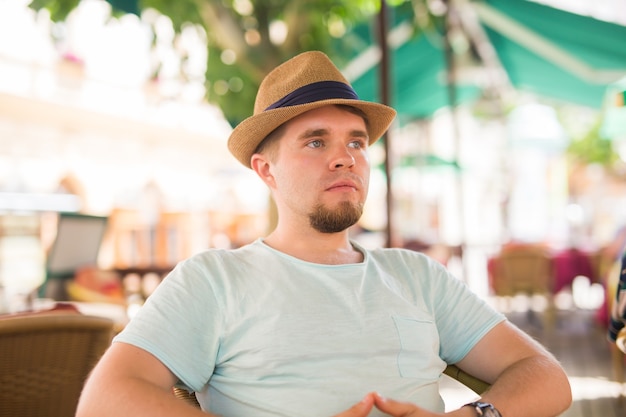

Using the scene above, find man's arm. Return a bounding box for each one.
[454,320,571,417]
[76,342,378,417]
[75,342,214,417]
[373,320,571,417]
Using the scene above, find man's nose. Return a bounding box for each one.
[330,147,356,169]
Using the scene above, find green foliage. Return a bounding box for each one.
[28,0,433,126]
[29,0,81,22]
[566,119,618,167]
[140,0,204,27]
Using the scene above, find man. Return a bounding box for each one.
[608,250,626,352]
[76,51,571,417]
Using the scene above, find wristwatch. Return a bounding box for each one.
[463,401,503,417]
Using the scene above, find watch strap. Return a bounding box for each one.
[463,401,503,417]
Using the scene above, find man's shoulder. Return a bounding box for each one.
[178,239,265,269]
[362,244,433,263]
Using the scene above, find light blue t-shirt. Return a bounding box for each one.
[114,239,504,417]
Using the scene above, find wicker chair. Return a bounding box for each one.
[0,312,115,417]
[172,364,490,410]
[490,245,554,297]
[490,244,555,328]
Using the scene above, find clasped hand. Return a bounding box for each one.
[333,392,447,417]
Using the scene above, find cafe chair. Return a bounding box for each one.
[0,312,115,417]
[490,244,555,328]
[443,364,490,395]
[173,386,201,408]
[172,364,491,410]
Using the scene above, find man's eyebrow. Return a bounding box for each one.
[297,128,329,140]
[350,130,369,139]
[297,128,369,140]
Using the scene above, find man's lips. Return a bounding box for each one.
[326,180,359,191]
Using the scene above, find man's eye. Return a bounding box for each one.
[349,140,365,149]
[307,140,323,148]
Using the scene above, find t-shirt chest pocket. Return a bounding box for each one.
[392,316,442,378]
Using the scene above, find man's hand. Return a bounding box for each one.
[332,393,439,417]
[332,393,375,417]
[372,394,477,417]
[372,394,423,417]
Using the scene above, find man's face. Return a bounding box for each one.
[256,105,371,233]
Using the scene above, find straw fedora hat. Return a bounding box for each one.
[227,51,397,168]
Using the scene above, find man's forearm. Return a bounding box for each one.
[75,375,215,417]
[478,354,572,417]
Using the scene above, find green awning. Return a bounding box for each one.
[343,3,481,124]
[346,0,626,121]
[478,0,626,109]
[106,0,139,15]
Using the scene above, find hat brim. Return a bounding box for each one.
[227,99,396,168]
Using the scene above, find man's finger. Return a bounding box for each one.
[333,393,375,417]
[373,393,418,416]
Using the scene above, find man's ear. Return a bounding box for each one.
[250,154,276,188]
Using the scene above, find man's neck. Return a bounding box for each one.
[263,228,363,265]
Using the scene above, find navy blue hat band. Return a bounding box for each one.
[265,81,359,111]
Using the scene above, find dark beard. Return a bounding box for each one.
[309,201,363,233]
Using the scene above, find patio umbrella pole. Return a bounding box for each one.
[443,1,468,279]
[377,0,395,248]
